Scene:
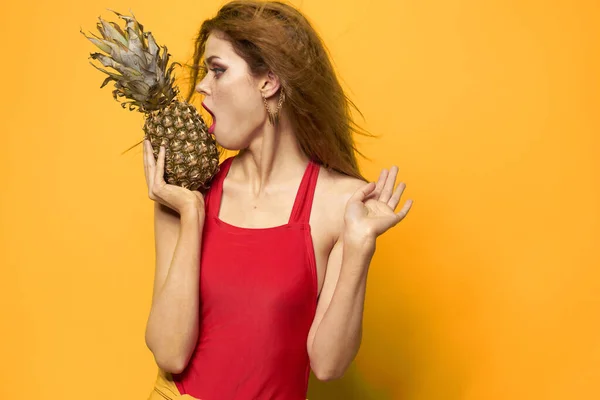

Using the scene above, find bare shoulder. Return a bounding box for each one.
[320,166,367,202]
[313,165,368,242]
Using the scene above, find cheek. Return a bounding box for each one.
[221,83,264,135]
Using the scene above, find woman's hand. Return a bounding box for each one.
[344,166,413,247]
[143,139,205,216]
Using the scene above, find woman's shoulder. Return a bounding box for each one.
[313,165,367,239]
[316,164,368,203]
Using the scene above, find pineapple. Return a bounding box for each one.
[81,9,220,191]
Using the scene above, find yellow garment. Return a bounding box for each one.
[147,369,199,400]
[146,368,309,399]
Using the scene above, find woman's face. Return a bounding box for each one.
[195,33,266,150]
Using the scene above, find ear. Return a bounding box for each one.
[258,70,281,99]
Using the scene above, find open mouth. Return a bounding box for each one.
[201,102,216,134]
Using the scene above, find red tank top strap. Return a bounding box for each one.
[288,159,320,225]
[206,156,234,218]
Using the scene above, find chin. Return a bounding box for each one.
[214,131,250,151]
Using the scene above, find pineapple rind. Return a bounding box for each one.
[144,100,220,191]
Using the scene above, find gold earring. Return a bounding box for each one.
[262,89,286,126]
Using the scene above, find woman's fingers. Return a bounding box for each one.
[380,166,398,203]
[375,168,388,197]
[396,198,413,219]
[143,139,150,187]
[388,181,406,211]
[155,145,166,184]
[144,140,157,196]
[366,168,388,201]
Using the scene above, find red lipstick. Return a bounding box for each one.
[201,102,216,134]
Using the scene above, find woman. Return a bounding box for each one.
[144,1,413,399]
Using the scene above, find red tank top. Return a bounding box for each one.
[173,155,320,399]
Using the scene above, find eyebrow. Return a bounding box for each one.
[203,56,222,66]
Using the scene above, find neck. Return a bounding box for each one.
[234,113,310,197]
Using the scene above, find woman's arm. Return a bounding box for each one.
[145,202,203,374]
[307,166,412,380]
[306,235,374,381]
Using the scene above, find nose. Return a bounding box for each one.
[195,76,210,96]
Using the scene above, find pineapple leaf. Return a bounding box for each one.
[107,9,146,50]
[119,65,144,78]
[85,9,177,112]
[128,80,151,96]
[101,41,132,65]
[128,9,145,34]
[100,76,115,88]
[99,40,147,74]
[98,17,128,47]
[125,27,147,68]
[158,45,171,71]
[166,61,180,80]
[145,55,159,78]
[116,49,147,72]
[80,28,112,54]
[109,21,128,42]
[89,61,123,80]
[82,27,105,42]
[144,32,160,61]
[90,52,119,69]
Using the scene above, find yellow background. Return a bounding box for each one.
[1,0,598,399]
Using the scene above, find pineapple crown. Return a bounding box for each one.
[81,9,181,114]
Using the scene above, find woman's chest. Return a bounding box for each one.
[208,186,341,297]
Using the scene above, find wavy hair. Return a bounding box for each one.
[183,0,377,180]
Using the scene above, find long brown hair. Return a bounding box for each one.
[183,0,377,181]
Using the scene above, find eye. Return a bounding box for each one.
[210,67,225,77]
